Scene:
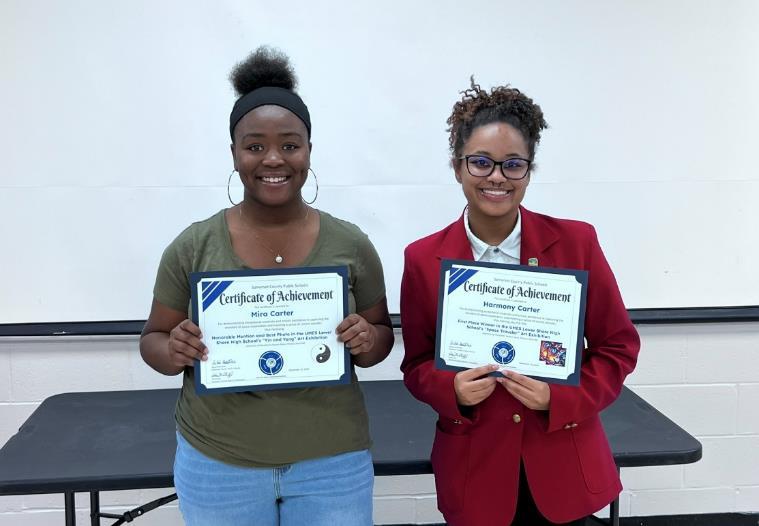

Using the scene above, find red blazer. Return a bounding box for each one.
[400,207,640,525]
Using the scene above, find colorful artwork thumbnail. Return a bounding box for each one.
[539,340,566,367]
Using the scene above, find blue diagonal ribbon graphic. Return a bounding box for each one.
[449,267,466,282]
[448,268,478,294]
[201,280,233,311]
[202,280,224,302]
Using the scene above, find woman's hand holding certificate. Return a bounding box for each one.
[167,319,208,368]
[454,364,499,406]
[336,313,377,356]
[497,370,551,410]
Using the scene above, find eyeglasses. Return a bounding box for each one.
[458,155,532,180]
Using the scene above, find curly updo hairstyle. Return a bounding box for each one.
[229,46,298,97]
[227,46,311,142]
[447,78,548,161]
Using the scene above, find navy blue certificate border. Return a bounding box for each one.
[189,265,350,395]
[434,259,588,386]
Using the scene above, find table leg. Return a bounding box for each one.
[90,492,100,526]
[609,497,619,526]
[609,466,621,526]
[64,492,76,526]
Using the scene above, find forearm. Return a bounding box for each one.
[139,331,185,376]
[353,324,394,368]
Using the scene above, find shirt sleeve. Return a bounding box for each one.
[152,226,195,313]
[352,232,387,312]
[400,244,476,424]
[546,224,640,432]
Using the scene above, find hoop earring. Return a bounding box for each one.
[227,170,239,206]
[302,168,319,205]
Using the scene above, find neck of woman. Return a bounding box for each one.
[239,197,310,228]
[467,209,518,246]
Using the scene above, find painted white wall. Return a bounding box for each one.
[2,0,759,324]
[1,324,758,524]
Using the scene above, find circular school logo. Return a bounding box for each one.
[492,341,515,364]
[259,351,284,375]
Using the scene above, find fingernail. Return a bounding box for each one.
[489,364,498,370]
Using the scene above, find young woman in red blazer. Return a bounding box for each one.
[400,80,640,525]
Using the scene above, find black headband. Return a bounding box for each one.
[229,86,311,140]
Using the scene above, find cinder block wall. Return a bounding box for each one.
[1,323,757,525]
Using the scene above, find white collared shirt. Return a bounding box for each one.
[463,207,522,264]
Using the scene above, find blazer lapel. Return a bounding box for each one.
[519,206,560,267]
[435,214,475,261]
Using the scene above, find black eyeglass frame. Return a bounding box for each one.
[457,155,533,180]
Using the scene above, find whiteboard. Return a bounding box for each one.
[1,0,758,323]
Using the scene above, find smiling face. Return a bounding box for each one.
[454,121,530,230]
[231,105,311,209]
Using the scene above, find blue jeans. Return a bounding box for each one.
[174,432,374,526]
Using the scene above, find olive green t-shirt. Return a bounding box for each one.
[153,209,386,467]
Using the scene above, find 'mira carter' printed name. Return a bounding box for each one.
[463,281,572,302]
[219,289,335,307]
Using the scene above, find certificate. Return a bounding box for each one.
[190,266,349,394]
[435,259,587,386]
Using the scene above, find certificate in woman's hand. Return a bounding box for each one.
[190,266,349,394]
[435,260,587,386]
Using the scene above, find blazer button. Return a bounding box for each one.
[453,419,463,425]
[512,414,521,423]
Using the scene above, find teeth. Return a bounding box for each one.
[481,188,510,196]
[262,176,287,183]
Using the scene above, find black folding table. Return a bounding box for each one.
[0,381,701,526]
